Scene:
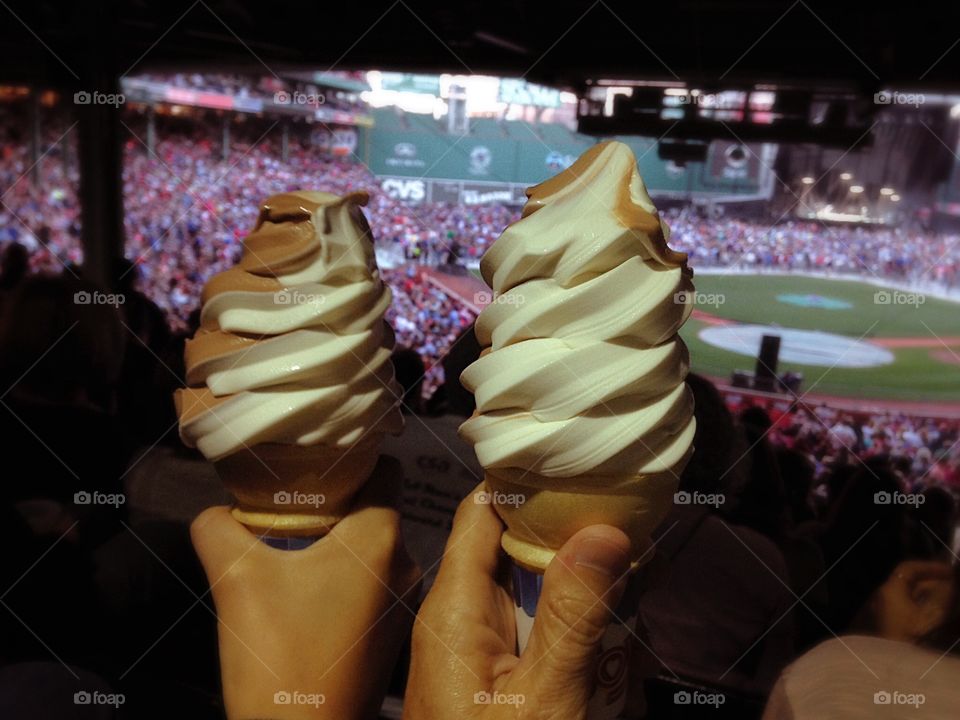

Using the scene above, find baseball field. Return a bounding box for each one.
[683,274,960,402]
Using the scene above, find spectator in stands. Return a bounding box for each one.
[763,561,960,719]
[391,347,425,415]
[638,374,795,695]
[0,241,28,291]
[382,326,483,594]
[817,461,907,636]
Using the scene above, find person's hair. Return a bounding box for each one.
[0,242,29,291]
[391,347,425,414]
[727,419,789,539]
[820,460,906,631]
[776,447,816,525]
[906,486,957,559]
[0,274,124,408]
[740,405,773,434]
[680,373,748,496]
[441,325,481,417]
[919,563,960,655]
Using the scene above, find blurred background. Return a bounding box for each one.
[0,1,958,718]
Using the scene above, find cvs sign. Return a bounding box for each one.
[381,178,426,203]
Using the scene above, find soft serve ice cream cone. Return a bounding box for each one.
[459,141,696,571]
[175,191,402,536]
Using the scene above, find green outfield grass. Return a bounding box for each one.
[464,268,959,401]
[682,274,960,402]
[692,274,959,338]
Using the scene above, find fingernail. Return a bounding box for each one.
[573,535,631,579]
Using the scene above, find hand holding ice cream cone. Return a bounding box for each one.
[405,485,632,720]
[460,141,696,571]
[192,462,420,720]
[457,141,696,717]
[176,190,403,538]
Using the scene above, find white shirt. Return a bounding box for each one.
[763,636,960,719]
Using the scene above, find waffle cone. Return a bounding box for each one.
[213,434,383,536]
[485,448,691,572]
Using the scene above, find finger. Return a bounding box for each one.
[432,481,504,588]
[517,525,631,704]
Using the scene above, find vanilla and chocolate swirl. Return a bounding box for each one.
[176,191,402,461]
[459,142,696,478]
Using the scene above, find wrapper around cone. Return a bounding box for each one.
[175,191,403,535]
[460,140,696,572]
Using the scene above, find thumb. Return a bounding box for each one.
[517,525,632,706]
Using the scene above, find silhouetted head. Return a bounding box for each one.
[442,325,481,417]
[740,405,773,435]
[680,373,747,496]
[392,347,425,415]
[0,242,29,291]
[777,447,816,524]
[0,275,124,409]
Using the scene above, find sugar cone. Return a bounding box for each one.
[213,434,383,536]
[485,448,691,572]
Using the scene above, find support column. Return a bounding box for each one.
[222,114,230,161]
[77,2,123,290]
[29,89,41,186]
[146,105,156,155]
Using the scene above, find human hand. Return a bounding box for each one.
[404,483,632,719]
[191,457,420,720]
[870,559,955,643]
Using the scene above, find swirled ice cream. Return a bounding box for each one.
[175,191,402,462]
[459,142,695,569]
[460,141,695,478]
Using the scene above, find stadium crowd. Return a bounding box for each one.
[724,393,960,490]
[664,207,960,288]
[1,104,960,720]
[132,72,370,114]
[1,110,959,468]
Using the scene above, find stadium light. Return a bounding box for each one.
[850,185,864,194]
[840,172,853,181]
[891,194,901,202]
[801,176,814,184]
[880,187,895,196]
